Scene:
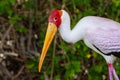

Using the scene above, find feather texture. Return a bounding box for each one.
[86,28,120,54]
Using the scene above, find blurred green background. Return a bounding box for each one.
[0,0,120,80]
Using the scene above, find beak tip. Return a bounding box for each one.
[38,69,40,72]
[38,63,42,72]
[38,68,40,72]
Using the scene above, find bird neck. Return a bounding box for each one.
[58,10,86,43]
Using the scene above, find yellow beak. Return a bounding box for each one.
[38,23,57,72]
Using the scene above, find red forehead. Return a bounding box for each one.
[49,10,62,19]
[48,10,62,28]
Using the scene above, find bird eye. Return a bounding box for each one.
[54,17,58,21]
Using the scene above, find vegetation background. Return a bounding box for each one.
[0,0,120,80]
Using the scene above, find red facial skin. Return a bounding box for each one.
[48,10,62,28]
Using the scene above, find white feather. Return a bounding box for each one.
[58,10,120,63]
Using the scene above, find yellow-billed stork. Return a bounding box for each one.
[38,10,120,80]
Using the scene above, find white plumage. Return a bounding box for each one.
[58,10,120,80]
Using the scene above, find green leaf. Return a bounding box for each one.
[14,25,28,33]
[112,0,120,7]
[8,0,15,5]
[72,61,81,73]
[91,65,103,73]
[9,15,21,24]
[83,8,96,16]
[54,75,61,80]
[26,57,39,72]
[26,63,34,69]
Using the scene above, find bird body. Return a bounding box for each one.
[59,10,120,61]
[39,10,120,80]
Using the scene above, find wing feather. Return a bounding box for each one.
[86,29,120,54]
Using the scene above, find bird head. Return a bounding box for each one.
[49,10,62,28]
[38,10,62,72]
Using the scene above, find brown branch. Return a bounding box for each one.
[20,36,26,54]
[27,9,33,51]
[44,72,49,80]
[0,62,12,79]
[0,24,14,49]
[12,66,25,80]
[0,52,18,57]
